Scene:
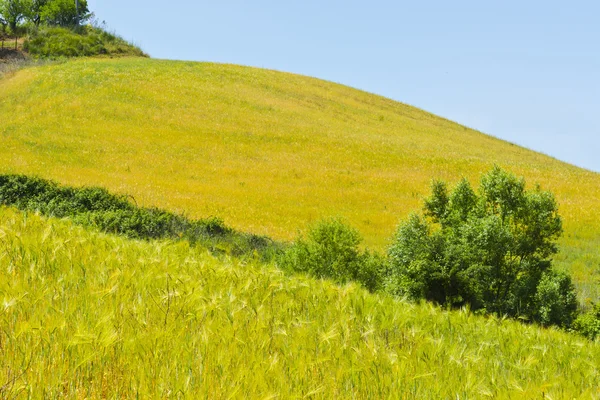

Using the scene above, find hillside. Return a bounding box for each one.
[1,58,599,299]
[1,208,599,397]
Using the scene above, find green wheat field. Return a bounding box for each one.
[1,58,600,397]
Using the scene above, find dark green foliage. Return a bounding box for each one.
[572,304,600,340]
[280,218,385,292]
[201,216,232,236]
[23,25,146,58]
[1,171,589,334]
[356,250,387,293]
[1,0,145,59]
[387,166,575,327]
[0,174,281,260]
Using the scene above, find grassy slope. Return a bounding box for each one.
[1,207,599,398]
[0,58,599,298]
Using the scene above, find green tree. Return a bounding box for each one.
[387,166,574,326]
[40,0,89,26]
[0,0,27,32]
[24,0,48,26]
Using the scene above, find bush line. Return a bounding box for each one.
[0,174,281,260]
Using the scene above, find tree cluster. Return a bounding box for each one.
[387,166,577,327]
[0,0,89,33]
[283,167,581,330]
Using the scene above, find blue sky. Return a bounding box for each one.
[88,0,599,172]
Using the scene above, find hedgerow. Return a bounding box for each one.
[0,174,279,259]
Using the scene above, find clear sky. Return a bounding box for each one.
[88,0,599,172]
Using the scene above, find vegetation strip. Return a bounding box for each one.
[0,174,282,259]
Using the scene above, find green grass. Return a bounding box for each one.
[1,207,599,398]
[1,58,599,301]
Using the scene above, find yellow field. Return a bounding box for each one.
[1,58,599,296]
[2,208,599,398]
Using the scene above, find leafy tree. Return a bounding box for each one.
[24,0,48,26]
[40,0,89,26]
[0,0,27,32]
[387,166,574,326]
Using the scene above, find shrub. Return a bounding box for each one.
[572,304,600,340]
[199,216,232,236]
[387,167,576,327]
[356,250,387,292]
[280,218,385,291]
[23,25,146,58]
[534,270,578,327]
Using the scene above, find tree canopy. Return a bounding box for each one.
[0,0,89,32]
[0,0,27,31]
[387,166,577,327]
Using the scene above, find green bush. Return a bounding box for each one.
[387,167,576,327]
[572,304,600,340]
[23,25,146,58]
[534,270,578,327]
[280,218,385,292]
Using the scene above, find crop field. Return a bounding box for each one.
[1,208,599,398]
[1,58,599,300]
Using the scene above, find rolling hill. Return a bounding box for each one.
[2,57,600,397]
[1,57,599,299]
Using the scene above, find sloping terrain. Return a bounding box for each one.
[1,208,599,398]
[2,58,600,397]
[0,58,599,297]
